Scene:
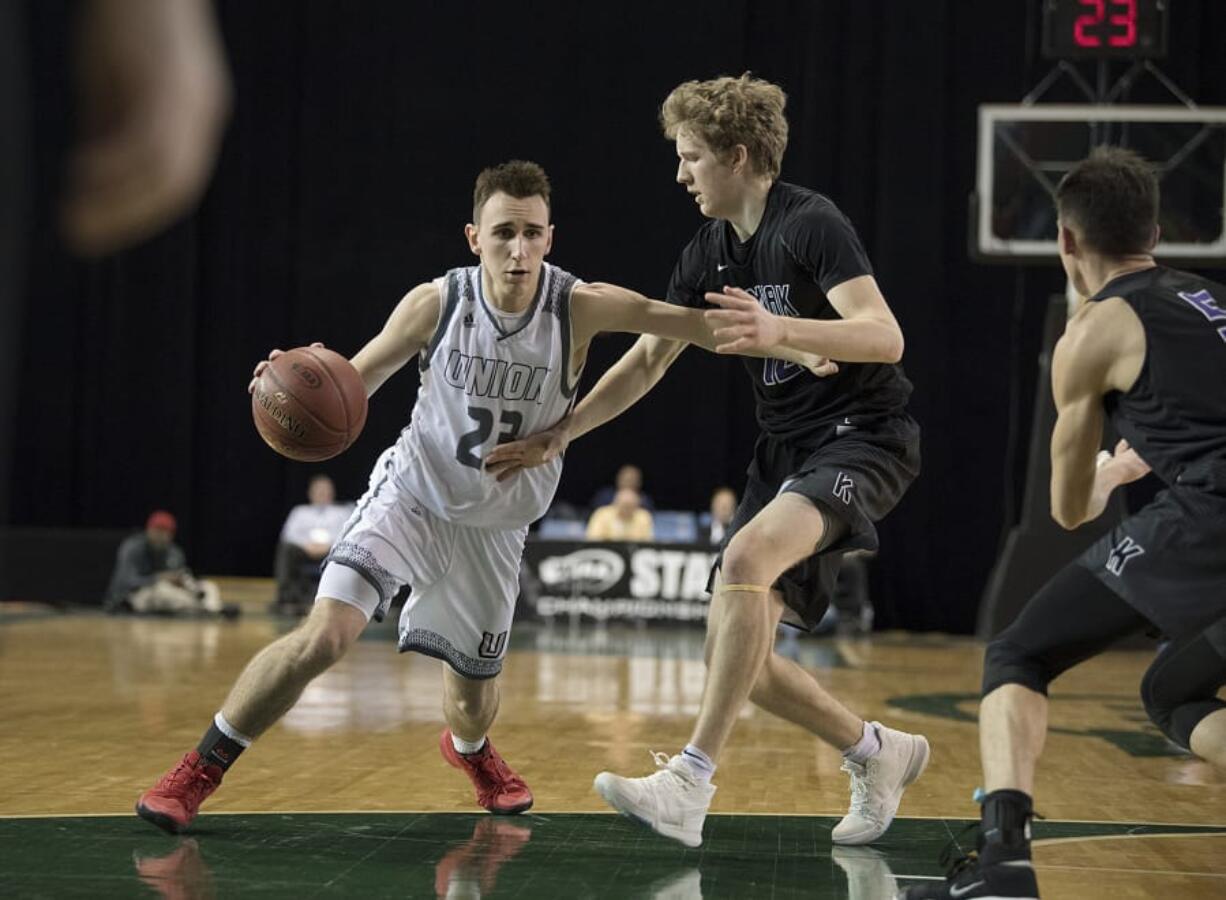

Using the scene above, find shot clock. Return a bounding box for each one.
[1042,0,1169,59]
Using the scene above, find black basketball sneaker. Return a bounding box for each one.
[896,825,1039,899]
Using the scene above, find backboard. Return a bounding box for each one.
[973,103,1226,264]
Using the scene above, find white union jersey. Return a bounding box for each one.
[391,263,582,529]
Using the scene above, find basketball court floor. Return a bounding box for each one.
[2,604,1223,898]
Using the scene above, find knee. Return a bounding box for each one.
[1139,665,1224,748]
[721,530,777,586]
[982,636,1052,698]
[1140,665,1177,741]
[292,619,354,673]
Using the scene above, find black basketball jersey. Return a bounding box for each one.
[1090,266,1226,487]
[667,181,912,441]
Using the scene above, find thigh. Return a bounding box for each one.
[325,477,454,623]
[715,491,843,632]
[1079,487,1226,639]
[398,523,527,680]
[996,563,1151,677]
[782,422,920,558]
[706,460,776,593]
[727,492,830,576]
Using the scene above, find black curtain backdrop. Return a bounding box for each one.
[12,1,1226,630]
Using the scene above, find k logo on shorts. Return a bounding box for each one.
[832,472,855,505]
[1105,535,1145,576]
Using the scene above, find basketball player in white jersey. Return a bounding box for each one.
[134,160,834,833]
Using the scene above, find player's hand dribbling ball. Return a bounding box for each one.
[250,345,368,462]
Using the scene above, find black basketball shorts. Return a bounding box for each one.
[1079,460,1226,641]
[713,414,920,630]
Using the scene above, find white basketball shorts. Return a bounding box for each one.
[318,447,526,679]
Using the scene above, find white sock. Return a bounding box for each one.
[842,721,881,765]
[214,711,253,747]
[451,733,486,755]
[680,744,716,784]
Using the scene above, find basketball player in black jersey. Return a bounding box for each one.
[901,148,1226,900]
[486,74,930,848]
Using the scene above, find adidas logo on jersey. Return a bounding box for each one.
[462,313,475,328]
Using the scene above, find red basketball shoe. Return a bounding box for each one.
[439,729,533,814]
[136,751,223,834]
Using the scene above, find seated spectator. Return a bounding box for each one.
[707,486,737,545]
[274,474,352,613]
[586,488,654,542]
[105,510,233,616]
[589,464,655,511]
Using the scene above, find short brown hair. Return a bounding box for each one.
[660,74,788,180]
[1056,146,1159,256]
[472,160,551,222]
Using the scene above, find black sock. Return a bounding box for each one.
[196,722,246,771]
[980,789,1033,859]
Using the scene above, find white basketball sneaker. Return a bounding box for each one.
[594,752,717,848]
[832,722,930,846]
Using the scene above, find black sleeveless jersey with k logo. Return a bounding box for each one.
[1091,266,1226,488]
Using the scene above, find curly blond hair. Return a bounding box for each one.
[660,74,788,179]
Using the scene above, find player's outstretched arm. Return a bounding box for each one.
[1049,299,1148,529]
[703,276,903,363]
[573,282,839,373]
[483,282,840,482]
[348,282,441,397]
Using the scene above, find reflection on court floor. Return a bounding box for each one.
[2,812,1223,898]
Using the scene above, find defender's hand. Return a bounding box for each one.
[1087,439,1152,523]
[247,342,324,393]
[1098,438,1151,485]
[802,354,839,378]
[484,421,571,482]
[703,286,788,354]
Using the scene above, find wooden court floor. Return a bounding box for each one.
[1,609,1223,898]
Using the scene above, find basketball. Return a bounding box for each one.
[250,346,368,462]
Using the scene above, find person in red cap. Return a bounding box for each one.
[105,509,233,617]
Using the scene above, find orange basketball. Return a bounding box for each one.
[251,347,368,462]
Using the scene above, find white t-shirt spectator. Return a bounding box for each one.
[280,503,352,549]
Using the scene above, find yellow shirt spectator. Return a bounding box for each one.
[586,488,655,541]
